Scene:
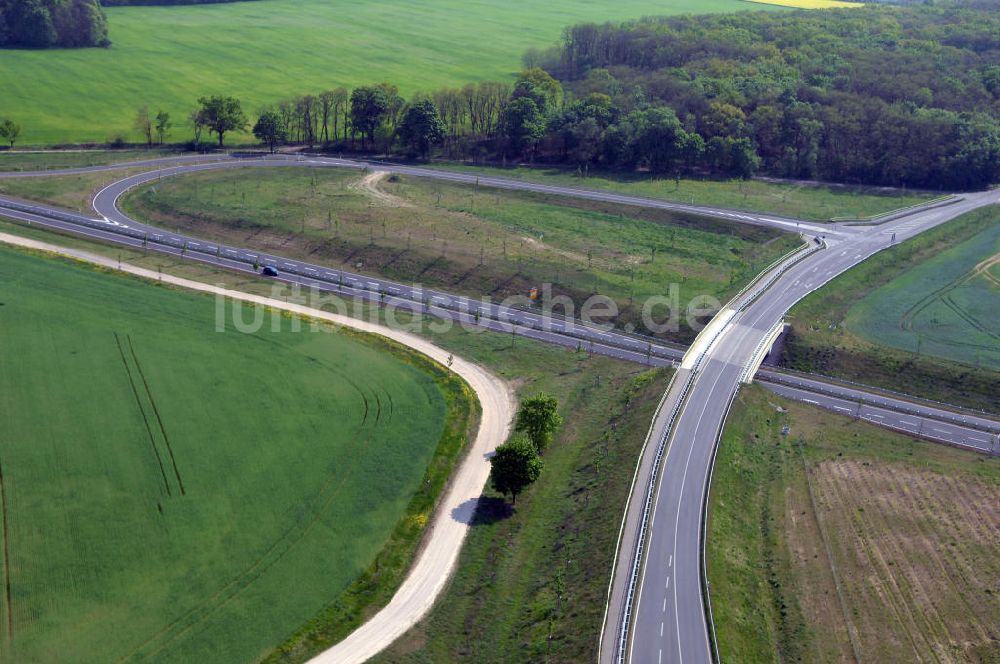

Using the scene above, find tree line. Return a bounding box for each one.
[190,5,999,190]
[0,0,109,48]
[530,4,1000,189]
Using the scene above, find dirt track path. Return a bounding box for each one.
[0,231,515,664]
[349,170,413,208]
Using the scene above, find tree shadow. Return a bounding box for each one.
[451,496,513,526]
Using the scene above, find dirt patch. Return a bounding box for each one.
[519,234,587,264]
[349,171,414,208]
[811,458,1000,663]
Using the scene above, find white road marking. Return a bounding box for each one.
[834,405,852,412]
[668,554,673,568]
[802,398,818,405]
[660,622,664,637]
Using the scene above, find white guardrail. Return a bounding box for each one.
[610,237,825,663]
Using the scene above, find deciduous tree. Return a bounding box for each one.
[253,110,286,153]
[349,86,390,150]
[397,98,445,159]
[0,118,21,148]
[196,95,246,148]
[515,393,563,452]
[489,434,542,504]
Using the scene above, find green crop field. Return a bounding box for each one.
[0,150,177,172]
[0,0,772,145]
[847,222,1000,370]
[121,166,801,343]
[0,244,470,663]
[783,207,1000,411]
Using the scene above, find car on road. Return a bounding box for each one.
[261,265,279,277]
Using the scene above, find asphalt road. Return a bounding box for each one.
[2,156,996,663]
[606,187,1000,664]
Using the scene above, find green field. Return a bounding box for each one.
[430,163,934,221]
[0,150,177,172]
[121,166,800,343]
[0,244,472,663]
[848,222,1000,369]
[784,207,1000,411]
[0,215,675,662]
[0,0,769,145]
[708,385,1000,663]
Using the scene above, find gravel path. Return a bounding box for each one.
[0,231,515,664]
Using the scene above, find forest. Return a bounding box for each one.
[246,5,998,190]
[0,0,108,48]
[528,4,1000,188]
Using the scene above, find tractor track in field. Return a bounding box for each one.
[127,335,185,496]
[119,423,385,663]
[0,457,12,641]
[114,331,173,496]
[0,232,514,664]
[899,251,1000,343]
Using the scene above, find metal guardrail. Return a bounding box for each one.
[759,371,1000,434]
[610,238,826,663]
[614,369,695,663]
[830,194,958,224]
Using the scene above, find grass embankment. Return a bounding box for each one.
[0,0,769,145]
[0,167,152,212]
[428,163,933,221]
[122,166,799,343]
[784,206,1000,412]
[708,385,1000,663]
[0,243,474,664]
[0,215,672,662]
[0,149,177,171]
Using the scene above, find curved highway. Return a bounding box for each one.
[1,154,996,664]
[602,187,1000,664]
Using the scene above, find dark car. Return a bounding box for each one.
[261,265,279,277]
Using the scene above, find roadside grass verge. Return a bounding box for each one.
[0,241,472,664]
[0,167,152,212]
[783,206,1000,412]
[424,162,934,221]
[708,385,1000,663]
[0,215,672,662]
[0,149,178,171]
[368,364,669,663]
[121,166,799,343]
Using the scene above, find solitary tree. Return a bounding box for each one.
[0,119,21,148]
[253,110,287,153]
[196,96,246,148]
[134,105,153,146]
[155,110,171,145]
[397,99,445,159]
[515,393,563,452]
[489,434,542,504]
[349,86,390,150]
